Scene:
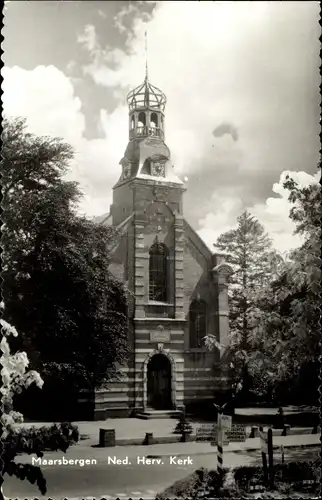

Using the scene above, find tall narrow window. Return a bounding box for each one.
[189,300,207,348]
[149,243,168,302]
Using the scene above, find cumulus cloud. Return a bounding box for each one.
[2,2,319,254]
[77,1,319,240]
[2,65,127,216]
[213,122,239,142]
[198,170,320,253]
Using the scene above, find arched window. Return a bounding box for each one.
[150,112,158,128]
[189,300,207,348]
[149,243,168,302]
[138,112,146,127]
[130,116,135,129]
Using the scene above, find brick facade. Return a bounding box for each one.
[85,73,233,419]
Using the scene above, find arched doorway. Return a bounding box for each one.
[147,354,172,410]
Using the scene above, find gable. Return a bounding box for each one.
[93,212,112,225]
[183,219,213,267]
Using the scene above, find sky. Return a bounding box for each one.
[2,0,320,254]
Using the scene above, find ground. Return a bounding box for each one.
[5,407,319,499]
[4,441,320,499]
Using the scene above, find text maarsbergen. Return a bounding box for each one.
[32,457,97,467]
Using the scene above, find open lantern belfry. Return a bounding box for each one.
[89,29,234,421]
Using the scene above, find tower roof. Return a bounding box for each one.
[127,30,166,113]
[127,78,166,112]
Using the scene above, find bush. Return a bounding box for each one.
[274,459,321,485]
[234,459,321,494]
[195,469,239,498]
[156,459,321,499]
[234,464,264,490]
[3,422,79,494]
[173,413,193,435]
[156,468,207,499]
[156,468,240,499]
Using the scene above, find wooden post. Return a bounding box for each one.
[262,451,268,486]
[259,426,268,486]
[267,428,274,490]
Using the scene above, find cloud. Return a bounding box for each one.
[213,122,238,142]
[198,170,320,254]
[2,65,127,216]
[3,2,319,254]
[78,1,319,233]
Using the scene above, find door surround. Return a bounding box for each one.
[142,349,177,411]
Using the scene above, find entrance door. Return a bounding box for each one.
[147,354,172,410]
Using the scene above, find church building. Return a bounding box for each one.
[91,69,233,420]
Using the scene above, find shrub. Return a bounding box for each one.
[157,460,321,500]
[1,312,79,497]
[156,468,240,499]
[234,464,264,490]
[156,468,207,499]
[173,413,193,435]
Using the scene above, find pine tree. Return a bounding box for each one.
[213,211,282,401]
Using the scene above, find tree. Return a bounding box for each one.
[0,309,79,499]
[1,117,130,413]
[249,176,321,404]
[211,211,282,400]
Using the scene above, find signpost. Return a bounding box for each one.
[213,403,246,486]
[225,425,247,442]
[221,414,232,431]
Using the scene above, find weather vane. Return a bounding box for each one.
[144,27,148,81]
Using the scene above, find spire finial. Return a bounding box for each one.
[144,28,148,82]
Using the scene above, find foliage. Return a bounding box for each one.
[156,460,321,500]
[205,176,320,405]
[209,210,282,399]
[156,468,239,499]
[1,117,130,392]
[173,413,193,435]
[249,177,321,402]
[0,312,79,496]
[1,311,44,433]
[156,468,210,499]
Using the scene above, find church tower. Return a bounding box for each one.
[92,51,233,420]
[110,61,185,227]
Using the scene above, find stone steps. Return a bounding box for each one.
[136,410,183,420]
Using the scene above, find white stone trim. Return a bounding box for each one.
[135,339,184,344]
[183,368,214,372]
[135,348,183,353]
[136,356,184,364]
[142,349,177,411]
